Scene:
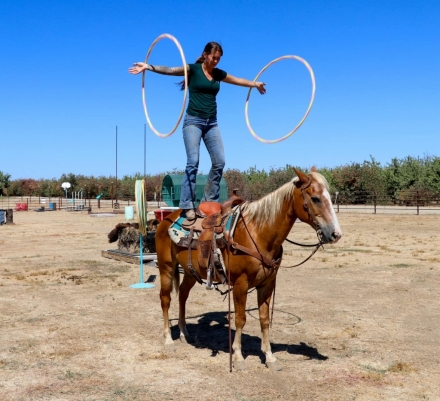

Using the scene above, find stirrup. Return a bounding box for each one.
[206,266,214,290]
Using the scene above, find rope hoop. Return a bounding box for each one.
[135,180,147,235]
[245,55,316,144]
[142,33,188,138]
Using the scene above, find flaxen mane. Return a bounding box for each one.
[241,172,329,229]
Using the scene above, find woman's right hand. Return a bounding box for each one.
[128,62,148,75]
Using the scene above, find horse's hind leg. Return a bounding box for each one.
[257,281,282,371]
[178,271,197,343]
[159,259,179,347]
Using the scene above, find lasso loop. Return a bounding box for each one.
[135,180,147,236]
[142,34,188,138]
[245,55,316,144]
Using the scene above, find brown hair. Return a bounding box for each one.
[178,42,224,90]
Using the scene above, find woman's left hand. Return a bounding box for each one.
[128,62,148,75]
[255,82,266,95]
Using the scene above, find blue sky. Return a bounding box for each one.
[1,0,439,180]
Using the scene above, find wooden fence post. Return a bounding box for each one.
[416,190,420,215]
[6,209,13,224]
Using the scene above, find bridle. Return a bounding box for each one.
[226,176,325,271]
[299,176,325,244]
[282,177,325,267]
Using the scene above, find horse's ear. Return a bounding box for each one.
[294,168,309,187]
[311,166,318,172]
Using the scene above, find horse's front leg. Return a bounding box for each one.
[257,280,282,370]
[232,276,248,370]
[159,261,177,348]
[178,272,197,343]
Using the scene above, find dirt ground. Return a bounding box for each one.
[1,210,439,401]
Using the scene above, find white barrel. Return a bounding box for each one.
[125,206,134,220]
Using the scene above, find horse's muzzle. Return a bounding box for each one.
[320,226,342,244]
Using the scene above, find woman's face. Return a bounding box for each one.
[203,50,222,68]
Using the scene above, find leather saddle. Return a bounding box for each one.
[177,195,245,287]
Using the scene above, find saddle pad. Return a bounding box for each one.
[224,204,242,237]
[168,204,243,247]
[168,216,200,245]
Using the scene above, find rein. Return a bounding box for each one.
[284,238,320,247]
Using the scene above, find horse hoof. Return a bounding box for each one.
[266,360,282,371]
[179,335,191,344]
[164,342,176,351]
[233,360,247,371]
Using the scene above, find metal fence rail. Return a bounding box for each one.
[332,190,440,215]
[2,190,440,215]
[0,197,166,212]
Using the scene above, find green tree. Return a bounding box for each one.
[223,169,247,198]
[331,157,386,204]
[422,156,440,194]
[0,171,11,195]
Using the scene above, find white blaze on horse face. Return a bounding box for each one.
[322,188,342,242]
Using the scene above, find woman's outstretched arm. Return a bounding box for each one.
[223,74,266,94]
[128,62,189,76]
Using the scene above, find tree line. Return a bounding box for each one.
[1,155,439,205]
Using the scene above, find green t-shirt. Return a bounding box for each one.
[186,63,227,119]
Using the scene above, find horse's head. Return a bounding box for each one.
[293,167,342,244]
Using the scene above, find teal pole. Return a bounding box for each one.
[130,233,155,289]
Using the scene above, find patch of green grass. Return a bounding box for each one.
[236,396,272,401]
[378,245,392,251]
[79,260,104,267]
[29,270,52,276]
[56,267,76,273]
[390,263,410,268]
[60,370,83,380]
[330,248,373,254]
[360,364,388,374]
[108,386,146,401]
[107,265,130,274]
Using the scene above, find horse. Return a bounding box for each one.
[155,167,342,371]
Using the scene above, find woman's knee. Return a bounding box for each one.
[212,159,225,171]
[185,156,200,170]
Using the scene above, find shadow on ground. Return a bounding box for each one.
[169,310,328,362]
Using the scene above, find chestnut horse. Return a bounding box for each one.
[155,168,342,370]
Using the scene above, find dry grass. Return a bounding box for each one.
[0,211,439,400]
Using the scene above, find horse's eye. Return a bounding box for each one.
[311,196,320,204]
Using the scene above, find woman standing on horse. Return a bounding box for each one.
[129,41,266,220]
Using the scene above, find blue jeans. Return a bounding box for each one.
[179,114,225,209]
